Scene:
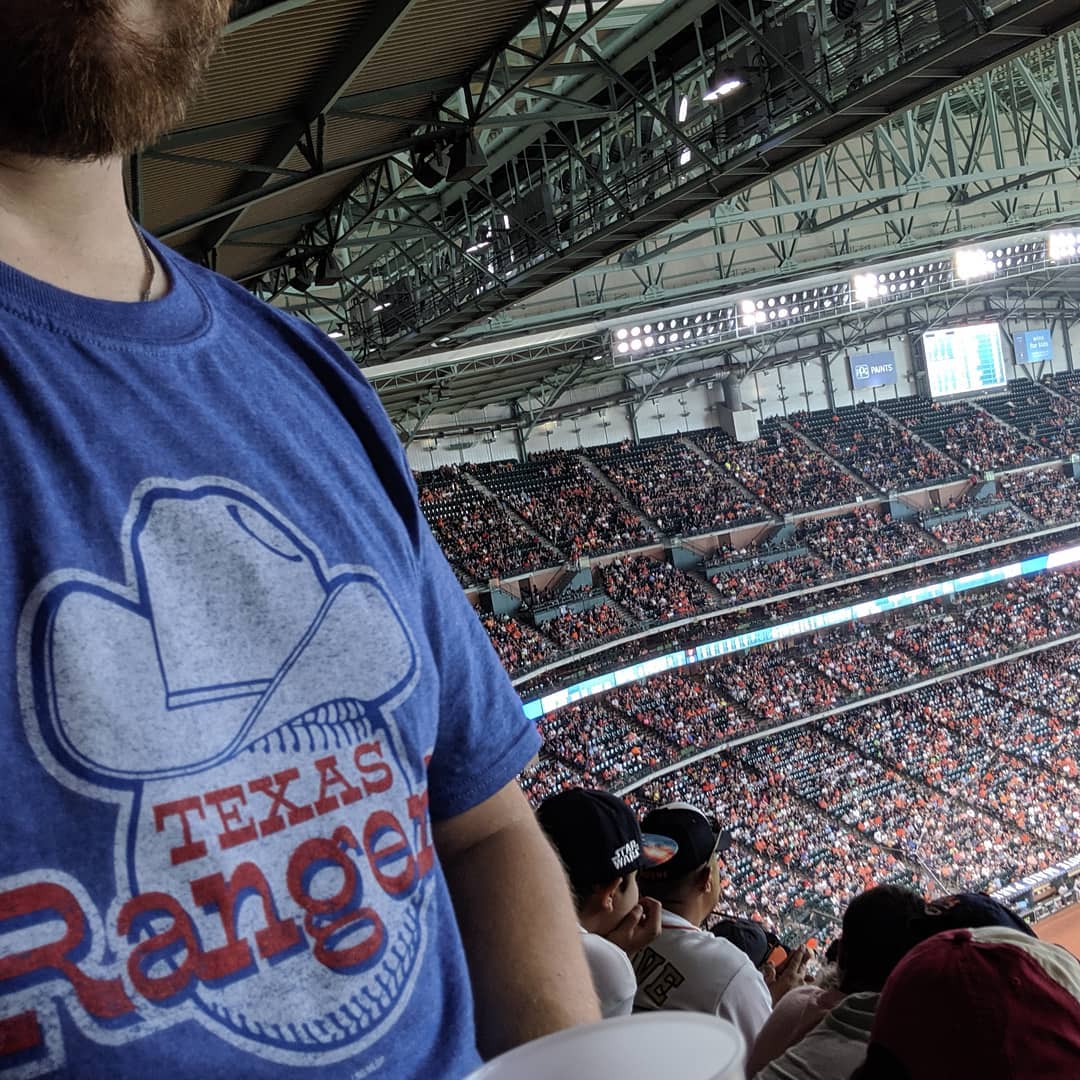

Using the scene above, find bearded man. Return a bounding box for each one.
[0,4,598,1077]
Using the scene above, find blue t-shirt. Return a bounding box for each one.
[0,238,539,1078]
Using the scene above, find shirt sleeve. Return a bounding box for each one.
[582,933,638,1019]
[747,987,832,1076]
[415,513,541,822]
[276,326,541,822]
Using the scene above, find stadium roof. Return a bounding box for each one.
[142,1,1080,436]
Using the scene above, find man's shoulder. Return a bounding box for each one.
[654,924,754,969]
[159,245,345,354]
[582,930,632,967]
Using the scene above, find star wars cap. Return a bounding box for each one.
[638,803,730,881]
[537,789,671,894]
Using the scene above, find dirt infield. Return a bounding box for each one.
[1035,904,1080,958]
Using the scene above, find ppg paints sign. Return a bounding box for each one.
[849,351,898,390]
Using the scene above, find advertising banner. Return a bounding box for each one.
[849,351,897,390]
[1014,328,1054,365]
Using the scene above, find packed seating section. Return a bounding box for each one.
[524,609,1080,943]
[417,466,557,584]
[790,403,963,491]
[587,435,768,535]
[877,396,1045,471]
[691,420,869,514]
[796,507,939,575]
[470,452,654,560]
[594,554,717,624]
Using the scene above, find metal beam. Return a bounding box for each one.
[197,0,425,255]
[346,0,1080,362]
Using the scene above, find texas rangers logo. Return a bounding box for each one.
[3,479,436,1074]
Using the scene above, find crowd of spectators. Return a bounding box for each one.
[978,647,1080,776]
[479,612,558,676]
[1000,468,1080,525]
[536,699,680,787]
[528,580,603,612]
[414,419,1078,590]
[843,682,1080,847]
[512,528,1080,694]
[923,505,1032,547]
[797,508,939,575]
[884,572,1079,670]
[911,400,1044,471]
[710,553,826,604]
[790,405,959,492]
[472,452,655,558]
[708,648,844,724]
[521,587,1080,944]
[417,466,557,583]
[604,672,756,751]
[693,423,869,515]
[745,725,1041,895]
[800,626,922,696]
[589,436,768,535]
[594,554,716,624]
[539,601,630,650]
[630,756,919,939]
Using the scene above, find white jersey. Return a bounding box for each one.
[580,926,638,1018]
[632,910,774,1049]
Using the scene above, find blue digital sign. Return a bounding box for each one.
[849,351,898,390]
[522,543,1080,720]
[1014,328,1054,366]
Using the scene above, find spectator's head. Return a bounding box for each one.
[637,803,728,927]
[906,891,1036,940]
[836,885,926,993]
[710,916,771,969]
[853,927,1080,1079]
[537,788,660,936]
[0,1,231,161]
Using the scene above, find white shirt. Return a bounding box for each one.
[632,910,774,1049]
[580,925,637,1018]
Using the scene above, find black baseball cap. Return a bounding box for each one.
[711,916,771,968]
[639,802,731,881]
[909,892,1036,941]
[537,788,671,894]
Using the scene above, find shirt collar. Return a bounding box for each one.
[660,910,701,931]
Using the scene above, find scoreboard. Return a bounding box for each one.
[923,322,1007,397]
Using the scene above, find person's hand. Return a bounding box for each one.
[605,896,662,957]
[763,944,811,1005]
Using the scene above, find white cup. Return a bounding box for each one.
[467,1012,745,1080]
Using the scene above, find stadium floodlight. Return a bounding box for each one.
[1049,230,1080,261]
[853,272,885,304]
[954,246,997,281]
[703,67,748,102]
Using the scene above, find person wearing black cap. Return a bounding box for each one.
[632,803,784,1049]
[537,788,665,1018]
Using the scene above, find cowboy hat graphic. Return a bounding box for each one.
[31,480,418,780]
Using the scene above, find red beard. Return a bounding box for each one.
[0,1,231,160]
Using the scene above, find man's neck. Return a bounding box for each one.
[0,154,167,302]
[662,899,707,928]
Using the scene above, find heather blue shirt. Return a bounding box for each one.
[0,237,539,1078]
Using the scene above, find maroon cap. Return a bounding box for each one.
[856,927,1080,1079]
